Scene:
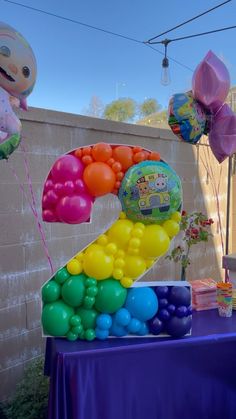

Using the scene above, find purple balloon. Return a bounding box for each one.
[148,316,164,335]
[209,104,236,163]
[158,309,170,321]
[192,50,230,111]
[155,286,169,298]
[176,306,188,318]
[169,286,191,307]
[167,304,176,315]
[56,194,92,224]
[159,298,168,308]
[166,316,192,338]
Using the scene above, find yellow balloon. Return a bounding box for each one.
[121,277,133,288]
[83,244,113,280]
[67,259,83,275]
[162,220,180,238]
[140,225,170,258]
[108,219,133,249]
[97,234,108,246]
[171,211,182,223]
[124,255,146,278]
[113,268,124,280]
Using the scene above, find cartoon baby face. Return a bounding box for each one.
[0,22,36,105]
[137,182,149,196]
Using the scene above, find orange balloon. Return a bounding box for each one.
[82,147,92,156]
[112,146,133,170]
[83,162,116,197]
[74,149,82,158]
[149,151,161,161]
[133,151,146,163]
[92,143,112,162]
[82,155,93,165]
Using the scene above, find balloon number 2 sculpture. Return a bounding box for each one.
[41,143,192,341]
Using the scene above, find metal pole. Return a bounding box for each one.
[225,155,232,256]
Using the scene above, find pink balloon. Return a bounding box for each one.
[192,51,230,111]
[43,209,58,222]
[51,155,84,182]
[209,104,236,163]
[56,194,92,224]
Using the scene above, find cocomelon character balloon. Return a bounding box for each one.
[0,22,36,159]
[168,92,207,144]
[168,51,236,163]
[41,143,190,342]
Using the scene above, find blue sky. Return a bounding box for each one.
[1,0,236,115]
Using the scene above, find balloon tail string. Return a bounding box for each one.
[6,150,54,276]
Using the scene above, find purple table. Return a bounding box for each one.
[45,310,236,419]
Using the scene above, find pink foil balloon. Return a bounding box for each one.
[209,104,236,163]
[51,154,84,182]
[192,51,230,111]
[56,194,93,224]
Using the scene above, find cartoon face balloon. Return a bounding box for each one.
[0,22,37,109]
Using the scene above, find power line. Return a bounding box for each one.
[145,44,194,72]
[149,24,236,44]
[2,0,194,73]
[3,0,143,45]
[146,0,232,43]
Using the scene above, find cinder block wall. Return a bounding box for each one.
[0,107,230,400]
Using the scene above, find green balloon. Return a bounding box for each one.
[67,331,78,341]
[85,329,96,341]
[42,300,74,336]
[95,279,127,313]
[83,296,95,309]
[70,315,81,327]
[42,280,61,303]
[0,133,20,160]
[72,325,83,334]
[85,278,97,287]
[55,268,70,284]
[62,275,85,307]
[86,286,98,297]
[76,307,98,329]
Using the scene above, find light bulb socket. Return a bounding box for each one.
[162,57,169,68]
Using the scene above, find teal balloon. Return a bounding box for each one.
[76,307,98,329]
[42,300,74,336]
[55,267,70,284]
[95,279,127,314]
[119,161,182,224]
[42,280,61,303]
[62,274,85,307]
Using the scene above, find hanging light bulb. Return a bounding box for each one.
[161,39,171,86]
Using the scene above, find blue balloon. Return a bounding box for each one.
[166,315,192,338]
[167,304,176,315]
[114,308,131,326]
[96,314,112,330]
[125,287,158,321]
[137,322,149,336]
[127,318,141,334]
[110,322,127,337]
[95,327,109,340]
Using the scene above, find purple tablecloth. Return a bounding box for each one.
[45,310,236,419]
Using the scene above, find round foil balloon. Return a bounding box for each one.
[119,161,182,224]
[168,92,207,144]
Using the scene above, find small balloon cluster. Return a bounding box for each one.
[0,22,36,159]
[42,276,192,341]
[168,50,236,163]
[41,142,186,340]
